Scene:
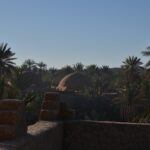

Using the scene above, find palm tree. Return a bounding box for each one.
[0,43,16,99]
[100,65,111,74]
[85,64,100,95]
[0,43,16,77]
[73,62,84,72]
[142,47,150,68]
[122,56,142,83]
[49,67,58,88]
[122,56,142,96]
[122,56,142,69]
[37,61,47,71]
[86,64,99,75]
[99,65,112,94]
[60,65,74,75]
[22,59,36,72]
[37,61,47,80]
[118,56,142,121]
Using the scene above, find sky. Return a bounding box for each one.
[0,0,150,68]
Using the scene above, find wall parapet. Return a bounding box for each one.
[1,120,150,150]
[1,93,150,150]
[0,121,63,150]
[63,120,150,150]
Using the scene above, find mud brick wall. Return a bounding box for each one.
[63,121,150,150]
[0,121,63,150]
[2,120,150,150]
[39,92,75,121]
[0,100,27,140]
[39,92,60,121]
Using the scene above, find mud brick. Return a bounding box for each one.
[59,107,75,120]
[0,99,27,141]
[0,110,27,130]
[44,92,60,101]
[0,124,27,141]
[16,122,27,136]
[0,125,16,140]
[0,111,21,125]
[0,99,25,111]
[39,109,59,121]
[41,101,60,110]
[59,102,68,111]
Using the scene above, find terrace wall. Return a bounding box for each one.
[0,121,63,150]
[63,121,150,150]
[1,120,150,150]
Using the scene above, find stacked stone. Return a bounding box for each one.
[39,92,75,121]
[39,92,60,121]
[0,99,27,140]
[59,102,75,120]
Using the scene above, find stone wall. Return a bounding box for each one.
[2,120,150,150]
[0,100,27,140]
[1,94,150,150]
[63,121,150,150]
[0,121,63,150]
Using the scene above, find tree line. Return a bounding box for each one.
[0,43,150,124]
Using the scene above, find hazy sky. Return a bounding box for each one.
[0,0,150,68]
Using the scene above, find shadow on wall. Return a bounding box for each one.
[63,120,150,150]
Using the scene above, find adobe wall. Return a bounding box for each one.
[1,94,150,150]
[1,120,150,150]
[0,121,63,150]
[63,121,150,150]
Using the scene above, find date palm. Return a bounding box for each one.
[122,56,142,94]
[86,64,99,75]
[37,61,47,71]
[122,56,142,82]
[0,43,16,77]
[0,43,16,99]
[122,56,142,69]
[22,59,36,72]
[86,64,100,95]
[37,61,47,80]
[59,65,74,77]
[119,56,142,121]
[142,46,150,68]
[100,65,112,93]
[73,62,84,72]
[49,67,58,88]
[100,65,111,74]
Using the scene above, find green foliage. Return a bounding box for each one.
[0,79,4,99]
[23,92,43,125]
[114,56,142,121]
[2,42,150,124]
[0,43,16,78]
[60,93,120,121]
[73,62,84,72]
[142,46,150,68]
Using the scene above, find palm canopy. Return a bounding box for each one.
[122,56,142,70]
[22,59,36,71]
[86,64,99,75]
[37,61,47,70]
[73,62,84,71]
[142,47,150,67]
[122,56,142,83]
[60,65,74,74]
[0,43,16,77]
[142,47,150,56]
[100,65,111,74]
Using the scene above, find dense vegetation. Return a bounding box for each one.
[0,43,150,124]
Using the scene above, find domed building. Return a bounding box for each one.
[57,72,91,92]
